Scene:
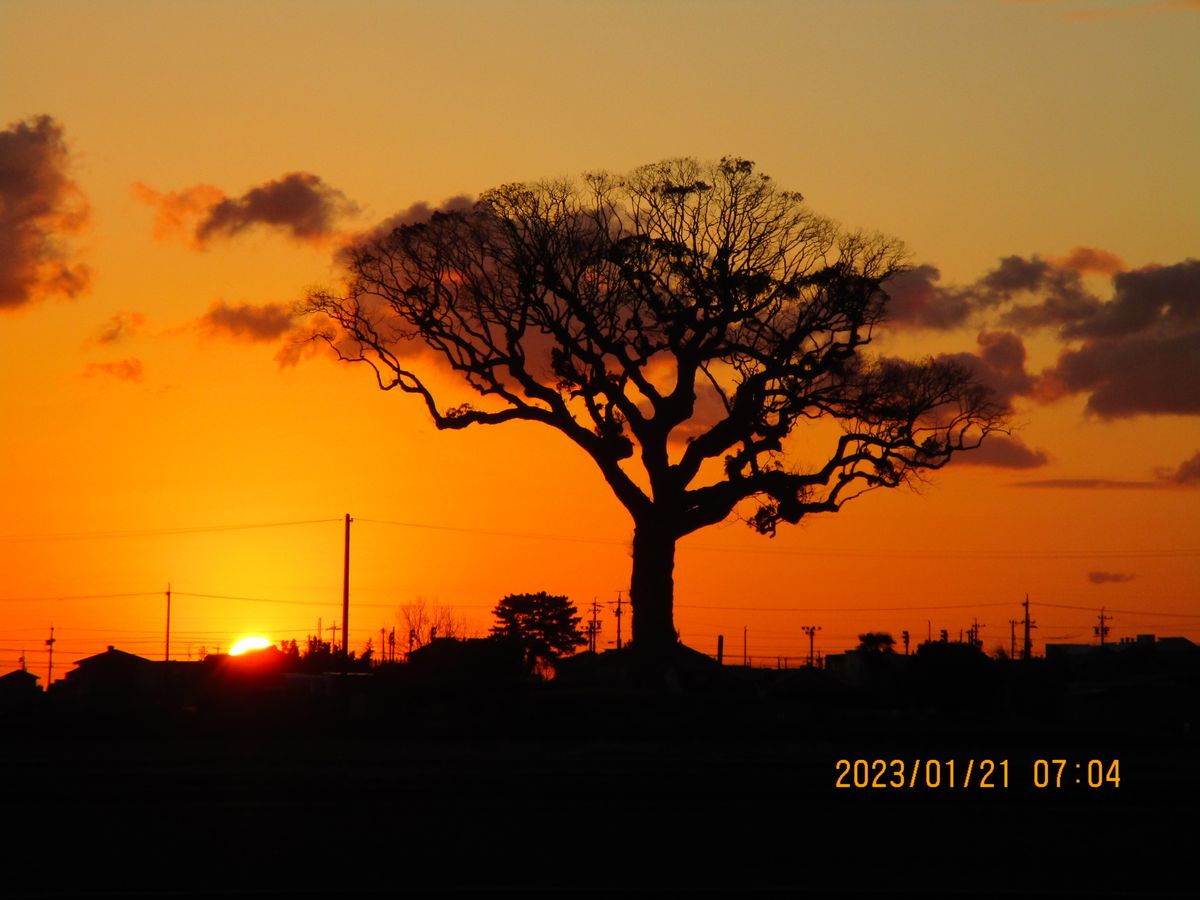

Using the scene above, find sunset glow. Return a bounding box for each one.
[1,0,1197,681]
[228,636,272,656]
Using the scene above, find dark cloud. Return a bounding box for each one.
[1047,329,1200,417]
[198,172,357,244]
[883,265,974,330]
[1156,449,1200,485]
[936,330,1038,405]
[1035,259,1200,418]
[0,115,91,310]
[949,435,1049,469]
[135,172,357,246]
[1011,477,1159,489]
[335,195,475,266]
[198,300,294,342]
[82,358,144,382]
[882,253,1105,333]
[1088,571,1135,585]
[1064,259,1200,339]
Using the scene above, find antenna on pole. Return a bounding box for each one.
[45,626,56,689]
[342,513,352,665]
[801,625,821,667]
[1094,607,1111,646]
[1022,594,1037,660]
[611,591,624,650]
[165,582,172,661]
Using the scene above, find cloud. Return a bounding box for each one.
[197,300,294,342]
[131,182,224,242]
[949,435,1049,469]
[1011,477,1159,489]
[92,311,145,345]
[0,115,91,310]
[1038,259,1200,418]
[135,172,357,246]
[1014,448,1200,489]
[335,195,475,266]
[1155,449,1200,485]
[889,252,1200,420]
[1049,246,1126,276]
[936,330,1038,405]
[82,358,144,382]
[1088,571,1135,585]
[883,265,974,330]
[883,253,1105,332]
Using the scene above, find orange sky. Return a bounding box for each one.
[2,0,1198,679]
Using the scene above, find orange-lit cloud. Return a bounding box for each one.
[135,172,357,247]
[130,181,224,242]
[82,358,144,382]
[0,115,91,310]
[1049,246,1126,276]
[92,311,145,345]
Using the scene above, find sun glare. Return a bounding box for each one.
[229,636,272,655]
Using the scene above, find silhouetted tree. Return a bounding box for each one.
[305,157,1009,657]
[490,592,585,669]
[398,598,468,651]
[857,632,896,654]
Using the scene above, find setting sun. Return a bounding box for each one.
[228,636,272,656]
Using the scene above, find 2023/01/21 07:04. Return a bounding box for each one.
[833,758,1122,789]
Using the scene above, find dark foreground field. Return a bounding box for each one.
[3,688,1195,899]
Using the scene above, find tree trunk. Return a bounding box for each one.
[629,518,679,655]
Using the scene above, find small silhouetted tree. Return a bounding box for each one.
[491,592,585,669]
[857,632,896,654]
[305,157,1009,657]
[399,598,468,650]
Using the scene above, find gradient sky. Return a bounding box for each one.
[2,0,1198,677]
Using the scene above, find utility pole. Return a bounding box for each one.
[716,634,724,665]
[743,626,748,668]
[45,627,56,688]
[342,513,352,658]
[1022,594,1037,660]
[327,622,339,650]
[1094,607,1111,646]
[802,625,821,667]
[967,618,984,650]
[165,582,172,661]
[1009,619,1018,659]
[587,598,603,653]
[612,591,624,650]
[901,630,910,656]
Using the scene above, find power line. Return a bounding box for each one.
[0,518,341,543]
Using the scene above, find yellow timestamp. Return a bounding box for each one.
[1033,759,1121,788]
[834,758,1010,789]
[833,758,1122,789]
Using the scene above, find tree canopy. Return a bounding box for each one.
[490,591,585,667]
[305,157,1009,656]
